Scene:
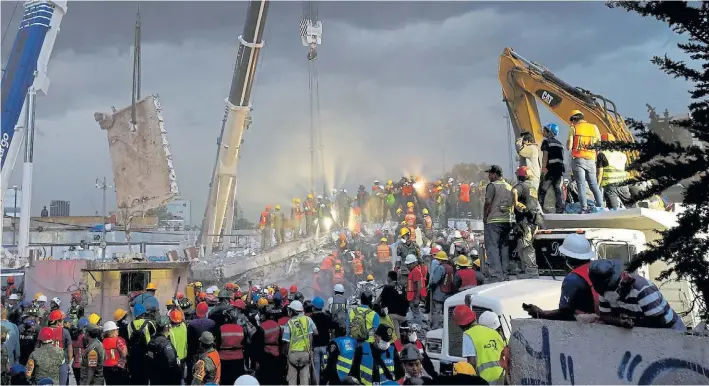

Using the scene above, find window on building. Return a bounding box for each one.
[119,271,151,295]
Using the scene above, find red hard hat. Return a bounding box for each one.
[38,327,54,342]
[453,305,476,326]
[195,302,209,318]
[289,285,298,293]
[176,293,184,299]
[71,291,81,299]
[6,276,14,284]
[234,290,243,299]
[233,299,247,310]
[48,310,64,323]
[279,288,288,297]
[169,309,184,324]
[431,247,441,255]
[251,286,258,292]
[516,166,529,177]
[225,283,235,291]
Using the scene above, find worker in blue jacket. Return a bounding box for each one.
[323,324,357,384]
[349,324,404,385]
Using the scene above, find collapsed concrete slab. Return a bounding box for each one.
[509,318,709,385]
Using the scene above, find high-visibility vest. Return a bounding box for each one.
[262,320,281,357]
[287,316,311,353]
[327,336,356,382]
[401,185,413,196]
[487,180,514,224]
[103,336,120,367]
[571,121,599,160]
[439,263,455,294]
[571,263,600,314]
[72,334,84,368]
[352,257,364,275]
[204,349,222,384]
[424,215,432,230]
[219,324,245,360]
[464,325,505,383]
[406,265,427,301]
[359,342,396,385]
[459,184,471,202]
[377,244,391,263]
[457,268,477,291]
[600,150,628,187]
[405,213,416,227]
[169,322,188,360]
[259,212,268,230]
[50,326,64,349]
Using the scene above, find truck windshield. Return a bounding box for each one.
[533,238,573,276]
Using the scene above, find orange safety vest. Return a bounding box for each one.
[457,268,477,290]
[292,206,303,220]
[321,256,336,271]
[459,184,471,202]
[5,285,16,297]
[219,324,245,360]
[571,263,600,314]
[424,215,432,230]
[377,244,391,263]
[571,121,599,160]
[352,257,364,275]
[439,263,455,294]
[305,200,315,215]
[205,350,222,384]
[259,212,268,229]
[333,271,345,285]
[405,213,416,227]
[406,265,427,301]
[50,326,64,349]
[402,185,413,196]
[261,320,280,357]
[72,335,83,368]
[103,336,120,367]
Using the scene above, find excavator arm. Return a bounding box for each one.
[498,47,634,148]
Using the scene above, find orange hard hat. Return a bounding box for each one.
[453,305,476,326]
[196,302,209,318]
[516,166,529,177]
[289,285,298,293]
[49,310,64,323]
[265,205,271,211]
[339,233,346,241]
[6,277,14,284]
[168,309,184,324]
[198,292,207,301]
[225,282,235,291]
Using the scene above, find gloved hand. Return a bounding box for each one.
[522,303,542,319]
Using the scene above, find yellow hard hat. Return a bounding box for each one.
[88,313,101,325]
[422,208,429,215]
[569,109,584,120]
[473,258,481,267]
[380,237,388,243]
[195,281,202,287]
[401,221,407,226]
[367,274,374,281]
[307,193,314,199]
[387,180,393,185]
[146,282,157,291]
[396,208,403,215]
[295,198,301,203]
[407,202,414,208]
[335,264,341,271]
[456,255,472,267]
[34,292,44,300]
[113,308,128,321]
[400,228,410,236]
[434,250,449,260]
[292,198,298,202]
[275,205,281,210]
[453,361,476,376]
[258,298,268,307]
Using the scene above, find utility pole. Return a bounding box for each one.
[12,185,18,245]
[95,177,112,258]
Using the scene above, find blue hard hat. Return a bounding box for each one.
[312,297,325,310]
[9,364,26,376]
[37,377,55,385]
[143,296,159,312]
[252,294,261,303]
[134,304,146,317]
[543,123,559,136]
[78,316,89,329]
[273,292,282,300]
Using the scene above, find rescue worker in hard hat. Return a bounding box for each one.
[323,323,357,384]
[396,228,420,271]
[567,110,604,213]
[168,308,188,378]
[3,276,18,297]
[348,324,403,384]
[348,291,380,344]
[523,234,599,320]
[512,165,542,279]
[6,293,23,325]
[393,322,424,355]
[127,303,156,385]
[210,289,255,385]
[449,230,470,257]
[130,281,158,309]
[304,194,317,236]
[478,310,510,382]
[192,331,221,385]
[375,270,408,339]
[452,305,505,384]
[429,250,455,329]
[47,309,73,385]
[404,254,427,326]
[596,133,633,209]
[539,122,566,213]
[399,343,431,385]
[146,315,182,385]
[453,255,478,291]
[483,165,514,283]
[80,323,105,385]
[186,302,215,385]
[274,205,285,245]
[282,300,317,385]
[309,296,333,383]
[515,131,543,190]
[259,206,272,250]
[253,301,283,385]
[102,320,128,385]
[291,198,303,240]
[421,208,434,245]
[27,327,65,384]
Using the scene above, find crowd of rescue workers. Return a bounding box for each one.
[0,113,686,386]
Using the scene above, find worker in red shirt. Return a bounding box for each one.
[404,254,426,326]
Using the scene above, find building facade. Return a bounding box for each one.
[50,200,71,216]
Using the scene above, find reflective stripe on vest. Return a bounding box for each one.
[571,263,600,314]
[103,336,119,367]
[377,244,391,263]
[464,325,504,383]
[439,263,455,294]
[360,342,396,385]
[262,320,280,357]
[50,326,64,349]
[287,316,310,352]
[487,179,514,224]
[571,121,599,160]
[600,150,628,187]
[219,324,245,360]
[332,336,356,381]
[457,268,478,290]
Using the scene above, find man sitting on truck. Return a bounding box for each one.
[523,234,599,320]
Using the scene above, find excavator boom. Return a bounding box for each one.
[498,47,634,148]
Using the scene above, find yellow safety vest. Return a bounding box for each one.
[600,150,628,187]
[570,121,599,160]
[287,315,311,353]
[348,307,377,343]
[128,319,153,343]
[487,179,514,224]
[378,315,398,342]
[464,325,504,384]
[169,322,188,360]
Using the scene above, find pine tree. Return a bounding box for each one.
[602,1,709,320]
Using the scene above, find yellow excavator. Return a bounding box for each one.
[498,47,635,148]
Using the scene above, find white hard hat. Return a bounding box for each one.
[317,195,323,199]
[379,185,385,189]
[234,374,260,385]
[206,287,215,294]
[52,297,61,306]
[374,180,379,184]
[470,249,479,257]
[333,284,345,293]
[448,178,454,183]
[37,295,47,302]
[343,189,347,193]
[479,311,501,330]
[102,321,119,332]
[421,247,431,256]
[454,230,462,238]
[9,294,19,300]
[314,267,320,273]
[404,254,418,265]
[289,300,304,312]
[558,234,595,260]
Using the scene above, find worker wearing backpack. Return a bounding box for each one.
[348,291,380,343]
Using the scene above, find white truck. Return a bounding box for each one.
[425,206,703,373]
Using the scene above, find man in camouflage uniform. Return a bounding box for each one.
[80,324,105,385]
[26,327,64,384]
[192,331,220,385]
[396,228,421,270]
[66,291,85,326]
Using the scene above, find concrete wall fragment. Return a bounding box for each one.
[509,319,709,385]
[94,95,178,217]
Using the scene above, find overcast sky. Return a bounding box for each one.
[0,1,692,221]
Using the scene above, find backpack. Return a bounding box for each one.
[329,295,348,331]
[386,194,396,207]
[128,320,150,355]
[350,307,373,341]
